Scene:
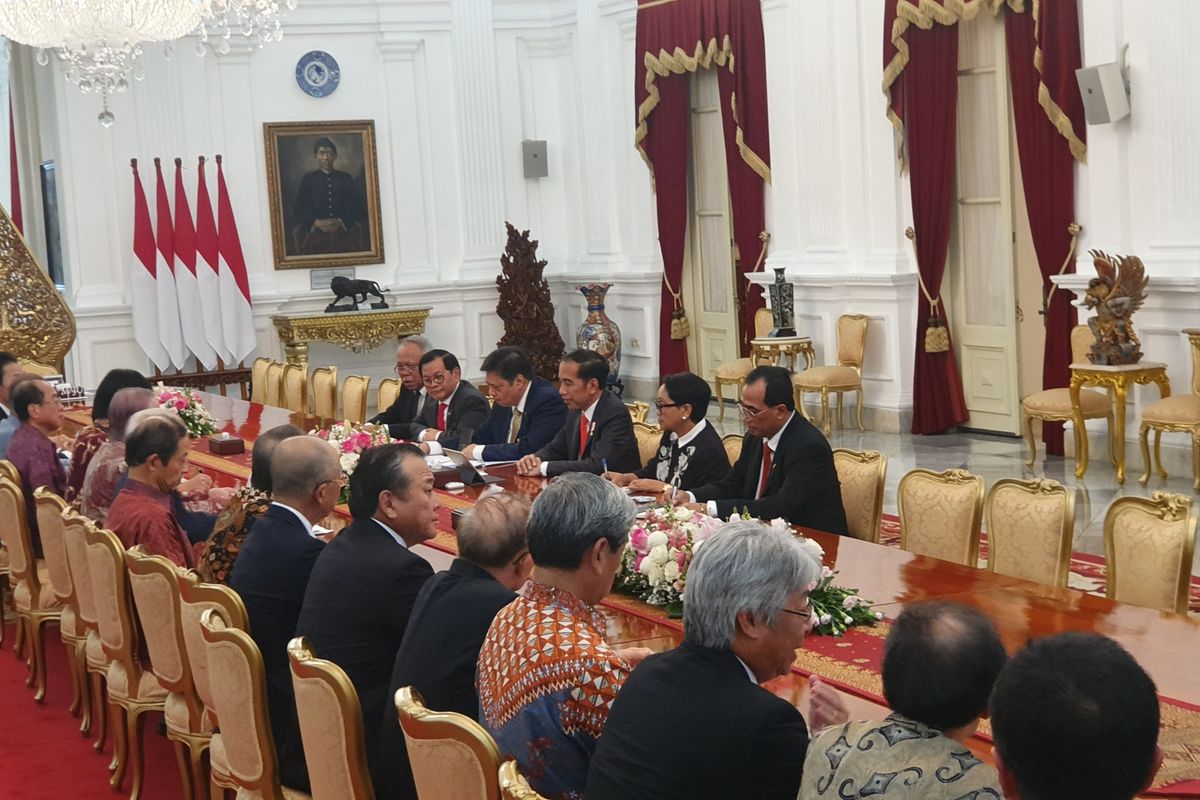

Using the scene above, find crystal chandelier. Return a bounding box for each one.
[200,0,297,54]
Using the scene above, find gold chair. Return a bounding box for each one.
[311,366,339,419]
[264,361,286,408]
[288,637,375,800]
[1139,328,1200,490]
[200,608,310,800]
[126,548,213,800]
[897,468,985,567]
[250,358,272,405]
[0,475,61,703]
[395,685,502,800]
[1104,492,1197,615]
[85,522,167,799]
[377,378,400,417]
[478,383,495,408]
[721,433,743,466]
[1022,324,1115,468]
[0,460,19,652]
[625,401,649,424]
[832,449,886,543]
[281,363,308,415]
[714,308,774,422]
[984,478,1075,588]
[342,375,370,425]
[791,313,869,435]
[632,422,662,469]
[62,509,103,738]
[499,760,548,800]
[34,489,89,718]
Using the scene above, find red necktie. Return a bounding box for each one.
[436,402,448,430]
[757,442,773,499]
[579,415,590,456]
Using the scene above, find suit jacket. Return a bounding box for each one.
[295,517,434,776]
[369,386,430,439]
[394,381,489,446]
[372,559,517,800]
[585,642,810,800]
[228,504,325,780]
[691,413,848,534]
[633,421,731,491]
[535,390,640,476]
[468,377,567,462]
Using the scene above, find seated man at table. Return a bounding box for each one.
[478,473,646,800]
[0,365,30,460]
[370,335,432,437]
[801,601,1006,798]
[990,632,1163,800]
[230,434,342,788]
[78,387,157,523]
[374,491,534,800]
[296,443,436,776]
[0,350,21,422]
[458,346,566,462]
[106,410,194,567]
[679,366,848,534]
[397,349,489,451]
[586,520,847,800]
[516,350,639,477]
[5,377,67,556]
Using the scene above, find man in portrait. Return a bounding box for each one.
[290,136,367,255]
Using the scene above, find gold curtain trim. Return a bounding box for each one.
[635,34,772,186]
[1031,0,1088,162]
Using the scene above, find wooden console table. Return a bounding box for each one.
[1069,361,1170,484]
[271,307,431,369]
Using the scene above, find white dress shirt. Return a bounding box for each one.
[271,501,321,539]
[421,382,462,454]
[478,380,532,462]
[541,395,600,476]
[373,517,409,548]
[735,654,760,684]
[690,412,795,516]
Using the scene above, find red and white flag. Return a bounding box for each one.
[130,160,171,371]
[215,155,256,364]
[195,156,231,364]
[172,158,218,370]
[153,158,187,369]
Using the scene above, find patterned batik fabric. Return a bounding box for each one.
[477,581,629,800]
[195,487,270,584]
[799,714,1002,799]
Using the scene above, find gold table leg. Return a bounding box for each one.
[1069,375,1089,479]
[282,340,309,370]
[1113,379,1129,483]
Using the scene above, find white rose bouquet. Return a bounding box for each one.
[309,421,393,504]
[156,383,217,438]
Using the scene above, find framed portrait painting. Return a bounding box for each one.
[263,120,384,269]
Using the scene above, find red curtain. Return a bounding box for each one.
[1006,5,1085,455]
[636,0,771,376]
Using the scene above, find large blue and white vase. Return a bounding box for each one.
[576,283,621,379]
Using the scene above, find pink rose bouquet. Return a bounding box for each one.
[155,383,217,438]
[309,420,393,503]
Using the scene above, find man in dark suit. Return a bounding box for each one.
[681,365,848,534]
[228,436,343,787]
[295,443,437,775]
[585,521,848,800]
[459,346,566,462]
[373,491,533,799]
[516,349,639,477]
[370,336,432,438]
[391,349,489,450]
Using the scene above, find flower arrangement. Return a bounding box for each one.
[156,384,217,438]
[309,421,393,503]
[615,506,881,636]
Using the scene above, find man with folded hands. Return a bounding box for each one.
[458,346,566,462]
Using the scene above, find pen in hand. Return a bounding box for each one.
[601,457,609,477]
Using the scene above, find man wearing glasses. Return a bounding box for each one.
[5,377,68,557]
[677,365,847,534]
[371,336,433,438]
[393,348,489,452]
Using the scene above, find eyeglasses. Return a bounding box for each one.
[653,401,680,411]
[780,607,813,621]
[738,403,769,419]
[511,549,530,566]
[394,363,419,375]
[318,475,348,490]
[422,372,450,386]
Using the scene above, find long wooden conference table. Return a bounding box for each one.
[65,392,1200,796]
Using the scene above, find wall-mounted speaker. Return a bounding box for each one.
[1075,62,1130,124]
[522,140,548,179]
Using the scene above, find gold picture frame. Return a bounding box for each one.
[263,119,384,270]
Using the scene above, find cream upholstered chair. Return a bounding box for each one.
[721,434,743,466]
[126,548,213,799]
[1139,328,1200,490]
[0,475,61,704]
[62,509,104,739]
[1022,324,1114,468]
[714,308,774,422]
[897,468,985,567]
[395,686,502,800]
[499,760,548,800]
[85,522,167,799]
[311,366,339,419]
[632,422,662,469]
[832,450,886,544]
[34,489,89,718]
[250,358,272,404]
[984,478,1075,588]
[377,378,400,418]
[200,608,311,800]
[342,375,370,425]
[1104,492,1197,615]
[281,364,308,414]
[288,637,375,800]
[792,313,869,435]
[264,361,286,408]
[625,401,650,424]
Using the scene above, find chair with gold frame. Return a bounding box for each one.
[264,361,286,408]
[288,637,375,800]
[897,468,985,567]
[250,358,272,405]
[721,434,743,466]
[281,363,308,415]
[34,489,89,718]
[342,375,370,425]
[832,449,886,544]
[395,685,502,800]
[984,478,1076,588]
[377,378,401,418]
[625,401,649,424]
[310,366,339,419]
[499,760,548,800]
[632,422,662,469]
[0,475,61,704]
[1104,492,1197,615]
[713,308,775,422]
[791,313,869,435]
[0,460,15,650]
[62,509,103,738]
[1139,328,1200,490]
[1022,325,1114,469]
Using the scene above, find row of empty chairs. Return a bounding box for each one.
[251,358,372,423]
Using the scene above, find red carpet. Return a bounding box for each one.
[0,619,184,800]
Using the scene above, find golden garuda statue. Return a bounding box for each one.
[1083,250,1148,365]
[0,205,75,370]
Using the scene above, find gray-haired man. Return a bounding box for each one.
[370,335,432,437]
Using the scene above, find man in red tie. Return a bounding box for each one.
[399,349,489,453]
[678,366,848,534]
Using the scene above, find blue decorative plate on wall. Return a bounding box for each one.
[296,51,340,98]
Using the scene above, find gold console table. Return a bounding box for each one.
[1069,361,1170,484]
[271,307,431,369]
